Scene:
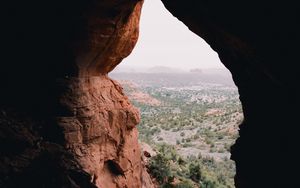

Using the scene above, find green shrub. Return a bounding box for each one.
[193,134,200,140]
[149,153,173,184]
[188,162,202,182]
[175,180,194,188]
[200,178,217,188]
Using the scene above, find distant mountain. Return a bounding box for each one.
[112,65,186,73]
[189,68,203,73]
[112,65,230,75]
[110,72,235,87]
[112,65,147,73]
[202,68,231,76]
[145,66,185,73]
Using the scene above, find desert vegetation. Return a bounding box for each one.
[111,71,243,188]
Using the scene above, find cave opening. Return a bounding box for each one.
[2,0,299,188]
[105,160,125,177]
[110,0,243,187]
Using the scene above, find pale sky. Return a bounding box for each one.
[118,0,224,71]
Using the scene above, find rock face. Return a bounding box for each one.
[1,0,153,188]
[161,1,300,187]
[0,109,98,188]
[57,76,147,188]
[1,0,300,188]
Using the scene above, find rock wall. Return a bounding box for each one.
[161,0,300,187]
[57,76,149,188]
[1,0,300,188]
[1,0,153,188]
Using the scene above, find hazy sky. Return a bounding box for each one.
[118,0,224,70]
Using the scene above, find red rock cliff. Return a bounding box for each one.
[1,0,153,187]
[57,76,150,188]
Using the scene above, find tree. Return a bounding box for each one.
[188,162,202,182]
[149,151,175,185]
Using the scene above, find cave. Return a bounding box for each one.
[105,160,125,177]
[1,0,300,188]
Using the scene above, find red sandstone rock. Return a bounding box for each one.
[57,76,152,188]
[1,0,154,187]
[51,1,154,187]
